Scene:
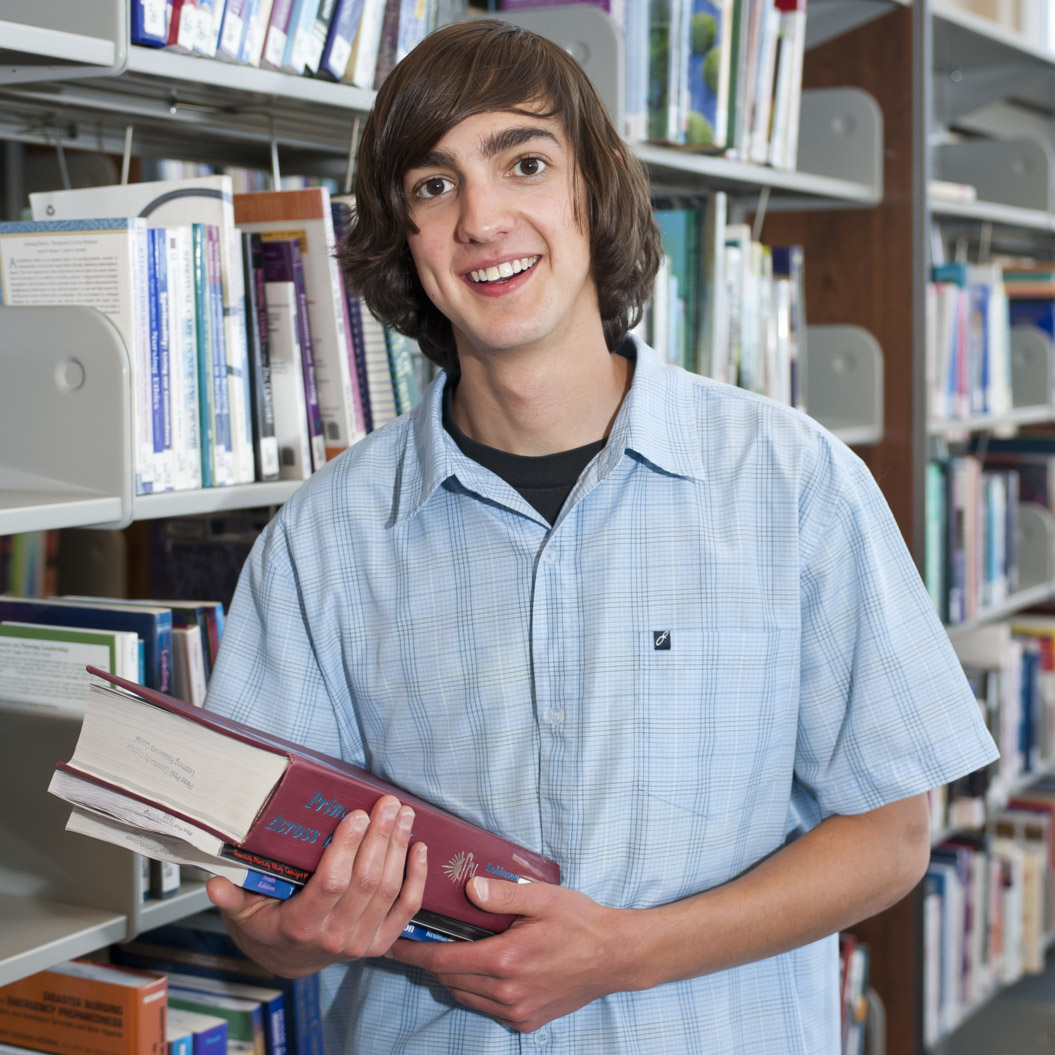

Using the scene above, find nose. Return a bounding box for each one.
[455,176,512,245]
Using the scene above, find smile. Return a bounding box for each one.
[468,256,540,284]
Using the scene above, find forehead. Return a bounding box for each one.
[404,109,570,171]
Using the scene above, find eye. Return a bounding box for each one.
[414,176,454,200]
[513,156,547,177]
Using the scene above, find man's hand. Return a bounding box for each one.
[389,878,638,1033]
[207,794,427,977]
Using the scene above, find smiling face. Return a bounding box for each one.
[401,109,605,367]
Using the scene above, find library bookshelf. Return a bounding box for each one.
[8,6,1043,1055]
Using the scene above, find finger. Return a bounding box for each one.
[341,801,416,939]
[378,839,428,946]
[294,808,369,908]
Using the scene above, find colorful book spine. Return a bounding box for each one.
[261,0,295,67]
[206,225,235,485]
[191,224,216,489]
[242,232,280,481]
[317,0,365,80]
[0,960,167,1055]
[287,240,327,470]
[132,0,172,46]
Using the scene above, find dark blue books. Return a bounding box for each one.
[131,0,171,46]
[0,595,173,693]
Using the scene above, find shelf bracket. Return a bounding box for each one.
[804,324,884,446]
[796,87,883,200]
[934,137,1052,212]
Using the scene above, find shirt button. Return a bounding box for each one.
[542,549,556,564]
[547,707,564,725]
[535,1031,549,1046]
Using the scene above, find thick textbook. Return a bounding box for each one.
[59,666,560,939]
[0,959,167,1055]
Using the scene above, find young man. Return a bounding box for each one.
[203,18,998,1054]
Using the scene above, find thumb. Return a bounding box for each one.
[467,876,546,916]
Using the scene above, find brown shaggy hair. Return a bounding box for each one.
[337,17,662,372]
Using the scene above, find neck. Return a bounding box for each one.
[450,338,632,457]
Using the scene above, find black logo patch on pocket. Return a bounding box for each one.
[653,630,671,650]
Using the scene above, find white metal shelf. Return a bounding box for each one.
[929,197,1055,233]
[944,581,1055,638]
[0,20,117,68]
[927,405,1055,437]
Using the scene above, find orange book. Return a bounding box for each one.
[0,959,167,1055]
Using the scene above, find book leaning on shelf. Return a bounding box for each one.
[50,666,560,942]
[0,959,167,1055]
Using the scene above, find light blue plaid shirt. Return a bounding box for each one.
[205,337,997,1055]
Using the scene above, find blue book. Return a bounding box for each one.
[1008,296,1055,340]
[317,0,366,80]
[132,0,172,46]
[0,595,174,693]
[401,920,456,943]
[149,228,174,491]
[168,987,266,1055]
[167,1008,229,1055]
[281,0,323,72]
[686,0,731,148]
[191,224,216,489]
[168,1022,196,1055]
[137,916,324,1055]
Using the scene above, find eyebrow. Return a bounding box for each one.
[409,126,561,174]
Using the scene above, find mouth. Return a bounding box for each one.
[468,256,540,284]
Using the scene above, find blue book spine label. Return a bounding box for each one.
[240,869,298,900]
[401,921,456,943]
[193,1022,229,1055]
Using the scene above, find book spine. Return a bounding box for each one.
[290,242,327,471]
[206,226,235,486]
[216,0,250,60]
[153,228,176,492]
[176,227,204,489]
[240,0,275,64]
[191,224,215,490]
[242,233,280,481]
[133,0,171,46]
[305,0,339,74]
[343,291,372,432]
[371,0,401,89]
[168,0,201,51]
[317,0,364,80]
[261,0,295,67]
[342,0,385,87]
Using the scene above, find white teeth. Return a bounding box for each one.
[470,256,539,283]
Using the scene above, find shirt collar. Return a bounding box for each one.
[394,334,706,525]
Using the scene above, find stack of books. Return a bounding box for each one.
[48,666,560,942]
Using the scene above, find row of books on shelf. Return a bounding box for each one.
[517,0,806,163]
[131,0,463,90]
[924,789,1055,1047]
[943,619,1055,826]
[0,593,226,710]
[0,910,324,1055]
[642,191,806,408]
[926,258,1055,424]
[0,176,421,496]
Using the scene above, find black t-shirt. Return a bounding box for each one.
[442,381,605,526]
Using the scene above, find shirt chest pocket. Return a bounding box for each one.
[634,626,798,821]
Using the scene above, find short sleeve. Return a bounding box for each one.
[204,512,345,758]
[794,436,998,818]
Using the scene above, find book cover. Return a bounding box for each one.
[172,625,208,707]
[241,232,281,481]
[234,188,365,459]
[29,176,255,485]
[260,239,325,475]
[0,622,139,714]
[60,666,561,938]
[685,0,732,150]
[316,0,366,81]
[0,597,173,693]
[0,217,154,494]
[0,960,167,1055]
[280,0,323,73]
[165,1009,228,1055]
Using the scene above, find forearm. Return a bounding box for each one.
[620,793,932,991]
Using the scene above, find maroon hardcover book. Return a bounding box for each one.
[60,666,560,938]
